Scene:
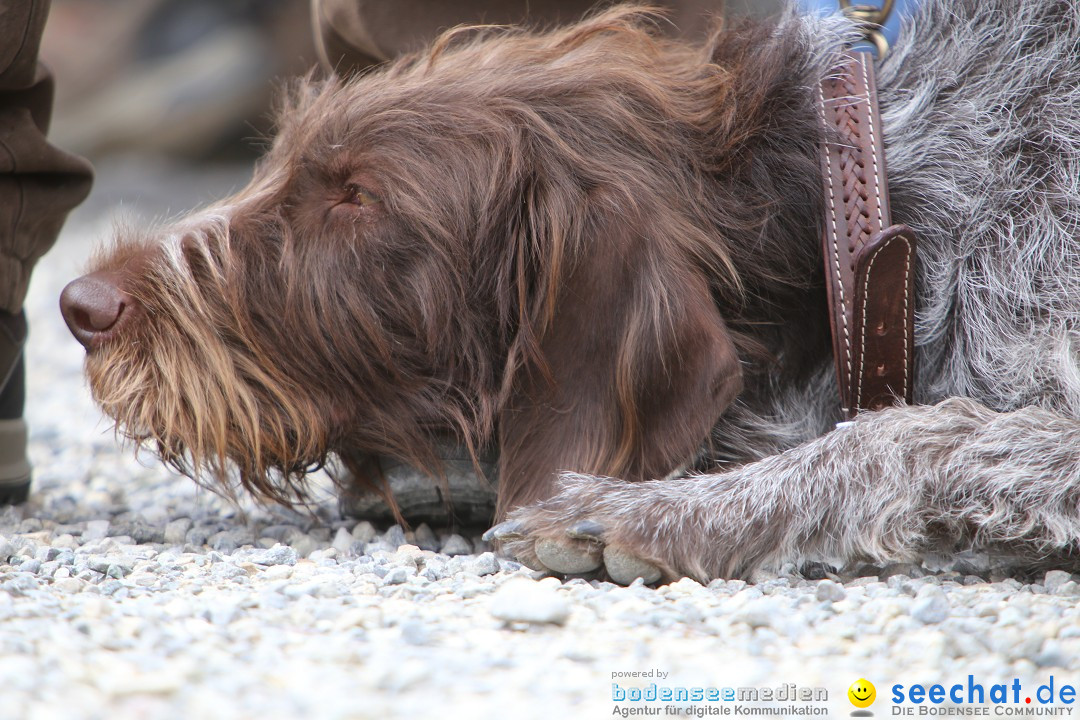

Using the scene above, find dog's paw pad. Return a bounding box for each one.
[534,537,602,574]
[603,546,662,585]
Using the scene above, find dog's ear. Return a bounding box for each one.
[496,204,743,516]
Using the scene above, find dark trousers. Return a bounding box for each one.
[0,0,93,316]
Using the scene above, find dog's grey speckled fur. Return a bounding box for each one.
[505,0,1080,582]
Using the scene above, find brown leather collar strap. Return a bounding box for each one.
[817,51,916,419]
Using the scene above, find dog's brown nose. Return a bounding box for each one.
[60,272,134,348]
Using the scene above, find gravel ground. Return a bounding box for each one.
[4,158,1080,720]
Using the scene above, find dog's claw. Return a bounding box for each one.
[603,546,662,585]
[566,520,606,542]
[483,520,526,542]
[534,537,602,574]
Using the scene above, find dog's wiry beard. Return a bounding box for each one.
[85,216,331,507]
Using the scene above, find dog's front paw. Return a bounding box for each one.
[483,474,671,585]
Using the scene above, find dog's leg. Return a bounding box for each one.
[489,397,1080,583]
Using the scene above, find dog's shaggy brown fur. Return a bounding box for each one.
[66,0,1080,582]
[71,7,828,522]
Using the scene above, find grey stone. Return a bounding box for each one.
[748,568,780,584]
[331,527,353,554]
[289,535,319,558]
[880,563,926,580]
[1044,570,1073,592]
[208,603,242,626]
[364,541,391,555]
[498,559,523,574]
[383,525,407,548]
[468,552,500,576]
[887,576,917,595]
[1056,580,1080,596]
[1,573,39,596]
[440,534,472,556]
[911,585,951,624]
[759,578,793,594]
[412,523,439,552]
[732,598,785,628]
[34,546,60,562]
[815,579,847,603]
[489,578,570,625]
[421,559,451,581]
[260,525,301,542]
[257,592,288,610]
[459,582,495,599]
[99,580,125,596]
[471,535,491,554]
[83,520,110,541]
[710,579,748,594]
[848,575,882,587]
[400,620,431,646]
[88,557,133,576]
[17,518,43,534]
[392,545,425,567]
[209,529,254,553]
[0,536,13,562]
[164,518,193,545]
[383,567,414,585]
[1033,641,1067,668]
[185,526,212,547]
[75,568,100,583]
[238,545,298,566]
[351,521,377,544]
[112,519,164,544]
[210,563,248,581]
[17,559,41,575]
[53,577,84,593]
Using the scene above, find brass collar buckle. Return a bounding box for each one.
[839,0,895,59]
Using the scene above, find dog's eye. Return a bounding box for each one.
[346,184,380,207]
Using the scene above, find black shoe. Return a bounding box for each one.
[0,311,30,505]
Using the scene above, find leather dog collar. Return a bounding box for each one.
[817,51,917,419]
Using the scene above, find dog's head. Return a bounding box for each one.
[60,7,821,514]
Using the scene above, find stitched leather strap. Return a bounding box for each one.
[817,51,916,418]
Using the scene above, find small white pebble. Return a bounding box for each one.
[489,578,570,625]
[911,585,950,624]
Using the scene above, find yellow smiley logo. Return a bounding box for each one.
[848,679,876,708]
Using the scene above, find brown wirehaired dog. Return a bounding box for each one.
[62,1,1080,583]
[64,8,804,516]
